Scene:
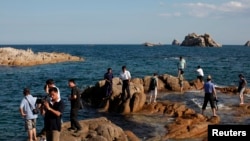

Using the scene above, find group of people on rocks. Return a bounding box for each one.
[19,79,83,141]
[103,57,248,118]
[19,57,248,141]
[176,56,248,117]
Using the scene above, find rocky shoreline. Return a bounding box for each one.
[0,47,84,66]
[35,74,250,141]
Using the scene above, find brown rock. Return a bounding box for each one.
[124,130,141,141]
[0,47,84,66]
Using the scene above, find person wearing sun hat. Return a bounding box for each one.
[201,75,218,117]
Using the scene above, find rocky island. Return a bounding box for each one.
[0,47,84,66]
[180,33,222,47]
[244,40,250,46]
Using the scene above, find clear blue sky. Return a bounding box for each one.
[1,0,249,45]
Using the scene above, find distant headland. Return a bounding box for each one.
[0,47,84,66]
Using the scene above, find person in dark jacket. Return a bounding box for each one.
[67,79,82,133]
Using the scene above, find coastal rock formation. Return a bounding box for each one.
[82,74,191,114]
[172,39,180,46]
[0,47,83,66]
[216,86,250,94]
[82,77,146,114]
[244,40,250,46]
[38,117,139,141]
[180,33,222,47]
[143,42,162,47]
[140,101,220,140]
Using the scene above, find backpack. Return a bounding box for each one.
[149,77,157,90]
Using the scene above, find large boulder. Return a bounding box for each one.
[37,117,138,141]
[180,33,222,47]
[81,77,146,114]
[244,40,250,46]
[0,47,83,66]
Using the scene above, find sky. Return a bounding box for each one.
[1,0,250,45]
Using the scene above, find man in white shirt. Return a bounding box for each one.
[120,66,131,101]
[196,65,204,82]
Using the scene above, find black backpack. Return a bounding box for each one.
[149,77,157,90]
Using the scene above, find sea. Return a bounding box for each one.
[0,44,250,141]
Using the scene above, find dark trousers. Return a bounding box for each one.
[122,80,131,101]
[202,93,215,109]
[105,82,112,97]
[70,109,81,130]
[197,76,203,82]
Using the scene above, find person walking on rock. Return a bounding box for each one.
[120,65,131,101]
[201,75,217,117]
[19,88,38,141]
[238,74,247,105]
[68,79,82,133]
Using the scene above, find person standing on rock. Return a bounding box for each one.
[238,74,247,105]
[148,73,158,103]
[45,79,61,101]
[201,75,217,117]
[68,79,82,133]
[120,65,131,101]
[44,87,65,141]
[19,88,38,141]
[196,65,204,83]
[104,68,113,99]
[38,79,61,137]
[177,56,186,77]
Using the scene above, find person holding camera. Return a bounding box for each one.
[19,88,38,141]
[44,87,65,141]
[201,75,218,117]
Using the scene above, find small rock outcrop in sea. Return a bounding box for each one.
[180,33,222,47]
[172,39,180,45]
[244,40,250,46]
[0,47,84,66]
[143,42,162,47]
[37,117,140,141]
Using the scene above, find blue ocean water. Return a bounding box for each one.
[0,44,249,140]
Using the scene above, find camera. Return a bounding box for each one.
[34,95,49,105]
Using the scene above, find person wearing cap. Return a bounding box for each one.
[238,74,247,105]
[201,75,217,117]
